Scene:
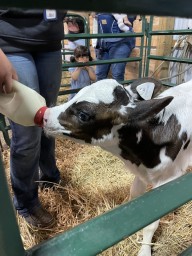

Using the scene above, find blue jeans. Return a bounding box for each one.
[7,51,62,216]
[95,37,135,81]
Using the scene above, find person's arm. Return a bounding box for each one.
[84,66,96,81]
[123,15,132,26]
[0,49,18,93]
[70,67,83,80]
[113,14,132,32]
[91,12,97,18]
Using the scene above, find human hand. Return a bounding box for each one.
[77,66,85,70]
[84,66,90,71]
[123,16,132,26]
[91,12,97,18]
[0,49,18,93]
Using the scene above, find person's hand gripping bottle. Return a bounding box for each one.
[0,80,48,126]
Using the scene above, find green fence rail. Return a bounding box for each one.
[0,2,192,256]
[26,173,192,256]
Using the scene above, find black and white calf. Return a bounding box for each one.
[43,78,191,256]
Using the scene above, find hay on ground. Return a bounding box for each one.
[2,137,192,255]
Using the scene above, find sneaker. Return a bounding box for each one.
[24,205,55,228]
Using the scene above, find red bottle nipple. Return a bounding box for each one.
[34,106,48,127]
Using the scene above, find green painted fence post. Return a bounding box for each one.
[0,155,26,256]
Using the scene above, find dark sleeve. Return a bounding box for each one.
[128,15,137,26]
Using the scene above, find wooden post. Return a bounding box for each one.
[153,17,175,79]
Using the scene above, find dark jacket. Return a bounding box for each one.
[0,9,67,53]
[97,13,134,43]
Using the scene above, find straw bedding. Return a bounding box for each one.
[1,135,192,256]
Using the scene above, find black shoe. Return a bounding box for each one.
[24,205,55,228]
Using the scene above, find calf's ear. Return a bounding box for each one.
[115,96,173,125]
[127,77,162,100]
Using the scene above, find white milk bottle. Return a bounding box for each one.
[0,80,48,126]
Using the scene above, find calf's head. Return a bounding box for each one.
[43,78,173,144]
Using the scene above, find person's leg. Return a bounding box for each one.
[7,53,55,227]
[95,48,110,81]
[109,38,135,81]
[5,55,42,210]
[34,51,62,186]
[10,123,41,213]
[7,53,41,215]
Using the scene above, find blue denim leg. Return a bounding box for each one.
[95,48,111,81]
[33,51,62,106]
[10,123,42,215]
[33,52,62,183]
[7,51,62,216]
[95,37,135,82]
[108,38,134,81]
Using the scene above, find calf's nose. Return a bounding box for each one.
[43,108,50,126]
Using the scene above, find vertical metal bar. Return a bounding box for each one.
[145,16,153,77]
[138,16,145,78]
[141,16,148,77]
[83,16,90,49]
[0,155,25,256]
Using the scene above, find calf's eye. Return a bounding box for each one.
[78,111,91,122]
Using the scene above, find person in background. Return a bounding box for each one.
[68,45,96,100]
[0,49,18,93]
[64,16,86,61]
[0,8,67,228]
[92,13,136,82]
[112,14,133,32]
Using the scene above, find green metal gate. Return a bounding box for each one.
[0,2,192,256]
[145,16,192,86]
[59,15,146,96]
